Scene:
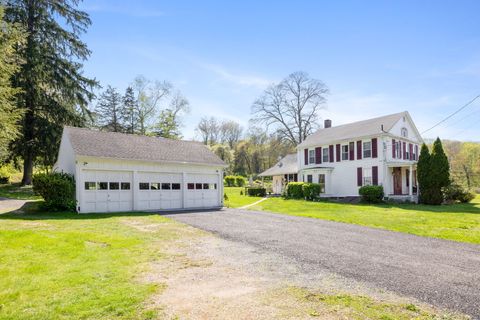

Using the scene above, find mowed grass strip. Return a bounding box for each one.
[224,187,262,208]
[0,209,190,320]
[250,195,480,244]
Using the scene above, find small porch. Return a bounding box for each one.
[385,162,418,202]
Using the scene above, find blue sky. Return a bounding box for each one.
[80,0,480,141]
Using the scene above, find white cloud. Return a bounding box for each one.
[199,63,274,89]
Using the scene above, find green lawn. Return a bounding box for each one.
[224,187,262,208]
[250,195,480,244]
[0,207,195,319]
[0,183,41,200]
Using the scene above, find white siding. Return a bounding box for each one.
[53,131,76,174]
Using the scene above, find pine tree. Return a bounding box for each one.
[95,86,123,132]
[122,86,138,134]
[0,5,25,161]
[430,137,450,204]
[417,143,432,204]
[5,0,97,184]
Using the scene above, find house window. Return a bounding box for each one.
[121,182,130,190]
[318,174,325,193]
[341,145,349,160]
[139,182,149,190]
[406,147,410,160]
[401,127,408,138]
[187,183,194,190]
[150,183,160,190]
[85,182,96,190]
[307,175,313,183]
[309,149,315,164]
[363,168,372,186]
[322,147,329,163]
[172,183,181,190]
[109,182,119,190]
[97,182,108,190]
[395,141,402,158]
[161,183,171,190]
[363,141,372,158]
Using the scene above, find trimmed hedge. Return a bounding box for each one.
[224,175,236,187]
[358,185,384,203]
[224,175,247,187]
[286,182,304,199]
[33,172,76,211]
[235,176,246,187]
[246,187,266,197]
[302,183,321,201]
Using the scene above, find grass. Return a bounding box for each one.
[224,187,262,208]
[0,206,194,319]
[250,195,480,244]
[0,183,41,200]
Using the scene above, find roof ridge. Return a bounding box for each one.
[320,111,407,131]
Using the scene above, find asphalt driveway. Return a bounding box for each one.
[166,208,480,319]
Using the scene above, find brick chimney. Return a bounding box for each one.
[324,119,332,128]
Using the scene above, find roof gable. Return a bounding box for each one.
[259,153,298,176]
[64,126,226,166]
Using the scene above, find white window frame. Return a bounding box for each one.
[309,149,315,164]
[401,127,408,138]
[341,145,349,160]
[322,147,329,163]
[318,174,326,193]
[363,168,372,186]
[307,174,313,183]
[363,141,372,158]
[395,141,401,159]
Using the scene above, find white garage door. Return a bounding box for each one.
[81,170,133,213]
[137,172,183,210]
[185,174,220,208]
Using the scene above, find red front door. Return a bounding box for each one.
[393,167,402,195]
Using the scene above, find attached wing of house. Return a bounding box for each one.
[260,111,423,201]
[258,153,298,194]
[54,126,226,213]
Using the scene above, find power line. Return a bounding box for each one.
[420,94,480,135]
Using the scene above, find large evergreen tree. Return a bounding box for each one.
[417,143,432,204]
[0,5,25,161]
[4,0,97,184]
[430,137,450,204]
[122,86,138,134]
[95,86,123,132]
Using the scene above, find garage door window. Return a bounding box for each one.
[172,183,181,190]
[85,182,96,190]
[195,183,203,189]
[151,183,160,190]
[187,183,194,189]
[121,182,130,190]
[161,183,171,190]
[203,183,210,189]
[97,182,108,190]
[139,183,149,190]
[109,182,119,190]
[209,183,217,189]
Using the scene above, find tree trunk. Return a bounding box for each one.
[22,151,33,185]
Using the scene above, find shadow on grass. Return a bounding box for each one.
[0,201,224,221]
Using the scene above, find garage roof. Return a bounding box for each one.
[258,153,298,177]
[65,126,226,166]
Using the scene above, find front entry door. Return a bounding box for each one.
[393,167,402,195]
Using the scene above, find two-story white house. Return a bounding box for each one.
[259,111,422,201]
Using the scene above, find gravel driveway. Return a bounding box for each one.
[166,208,480,319]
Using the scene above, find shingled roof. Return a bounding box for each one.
[64,126,226,166]
[258,153,298,177]
[298,111,411,148]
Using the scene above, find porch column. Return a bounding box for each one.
[408,165,413,196]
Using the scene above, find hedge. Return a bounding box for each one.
[224,175,247,187]
[358,185,384,203]
[443,183,475,203]
[285,182,304,199]
[302,183,321,201]
[33,172,76,211]
[246,187,266,197]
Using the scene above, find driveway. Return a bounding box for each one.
[0,197,28,213]
[166,208,480,319]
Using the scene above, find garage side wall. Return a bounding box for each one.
[76,157,224,213]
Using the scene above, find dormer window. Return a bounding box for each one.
[401,127,408,138]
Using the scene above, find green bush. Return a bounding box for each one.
[358,185,384,203]
[0,164,16,184]
[302,183,321,201]
[443,183,476,203]
[285,182,304,199]
[33,172,76,211]
[246,187,266,197]
[224,175,236,187]
[235,176,246,187]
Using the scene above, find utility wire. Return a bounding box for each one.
[420,94,480,135]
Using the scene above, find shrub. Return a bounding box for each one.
[0,165,15,184]
[443,183,476,203]
[224,175,236,187]
[358,185,384,203]
[246,187,266,197]
[235,176,246,187]
[32,172,76,211]
[286,182,304,199]
[302,183,321,201]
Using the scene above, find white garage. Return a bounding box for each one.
[53,127,226,213]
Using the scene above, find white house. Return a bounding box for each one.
[54,127,226,213]
[259,111,422,201]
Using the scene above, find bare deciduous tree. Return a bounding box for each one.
[196,117,220,145]
[220,120,243,148]
[251,71,328,145]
